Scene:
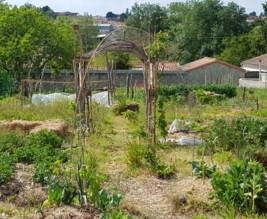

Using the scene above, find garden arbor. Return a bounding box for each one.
[74,26,158,144]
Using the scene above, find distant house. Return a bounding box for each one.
[246,16,266,25]
[176,57,245,85]
[96,24,114,39]
[241,53,267,74]
[239,54,267,88]
[94,16,108,24]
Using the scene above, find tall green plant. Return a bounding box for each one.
[157,96,168,138]
[210,160,267,216]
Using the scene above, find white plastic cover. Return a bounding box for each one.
[32,91,110,106]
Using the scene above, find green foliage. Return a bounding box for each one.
[111,52,132,69]
[0,70,16,98]
[97,189,122,211]
[47,177,76,206]
[218,26,267,66]
[167,0,249,63]
[27,130,63,148]
[33,161,55,184]
[127,142,175,179]
[0,131,24,153]
[14,131,65,164]
[203,117,267,158]
[157,96,168,138]
[193,89,224,104]
[0,5,74,80]
[77,154,102,206]
[210,160,267,215]
[158,84,236,101]
[101,210,131,219]
[0,152,15,185]
[76,13,98,53]
[121,110,138,122]
[126,2,168,33]
[191,160,217,179]
[126,141,145,169]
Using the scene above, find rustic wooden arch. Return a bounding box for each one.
[74,26,158,143]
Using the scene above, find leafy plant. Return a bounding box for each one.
[121,110,138,122]
[47,177,76,206]
[202,117,267,158]
[191,160,217,179]
[33,161,55,184]
[0,131,24,153]
[144,146,175,179]
[210,160,267,216]
[0,152,15,185]
[126,141,145,169]
[193,89,222,104]
[157,96,168,138]
[97,189,122,211]
[158,84,236,101]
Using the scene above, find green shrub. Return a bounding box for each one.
[126,142,145,169]
[47,177,77,206]
[210,160,267,215]
[26,130,63,148]
[0,132,24,153]
[203,117,267,158]
[33,161,55,184]
[143,146,175,179]
[0,152,15,185]
[158,84,236,101]
[122,109,138,121]
[191,160,217,179]
[157,96,168,138]
[0,70,16,98]
[193,89,224,104]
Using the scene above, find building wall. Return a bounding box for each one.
[182,63,244,85]
[38,65,244,91]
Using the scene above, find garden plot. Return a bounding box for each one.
[0,85,267,218]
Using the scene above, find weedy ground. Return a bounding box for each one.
[0,87,267,218]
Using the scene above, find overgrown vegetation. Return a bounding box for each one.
[158,84,237,101]
[210,160,267,217]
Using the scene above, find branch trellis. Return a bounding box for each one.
[74,26,158,144]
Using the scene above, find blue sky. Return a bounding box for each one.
[5,0,264,16]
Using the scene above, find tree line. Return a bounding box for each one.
[1,0,267,91]
[124,0,267,66]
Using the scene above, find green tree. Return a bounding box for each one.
[126,3,168,34]
[106,11,118,20]
[75,13,99,53]
[0,5,74,81]
[167,0,249,64]
[218,26,267,66]
[111,52,131,69]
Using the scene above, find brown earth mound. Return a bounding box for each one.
[40,205,100,219]
[0,163,47,207]
[0,120,70,137]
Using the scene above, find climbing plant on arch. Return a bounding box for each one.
[74,26,159,144]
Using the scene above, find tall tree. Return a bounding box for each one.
[218,26,267,66]
[126,3,168,34]
[0,5,74,80]
[75,13,99,53]
[167,0,249,64]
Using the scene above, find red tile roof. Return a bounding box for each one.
[180,57,245,72]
